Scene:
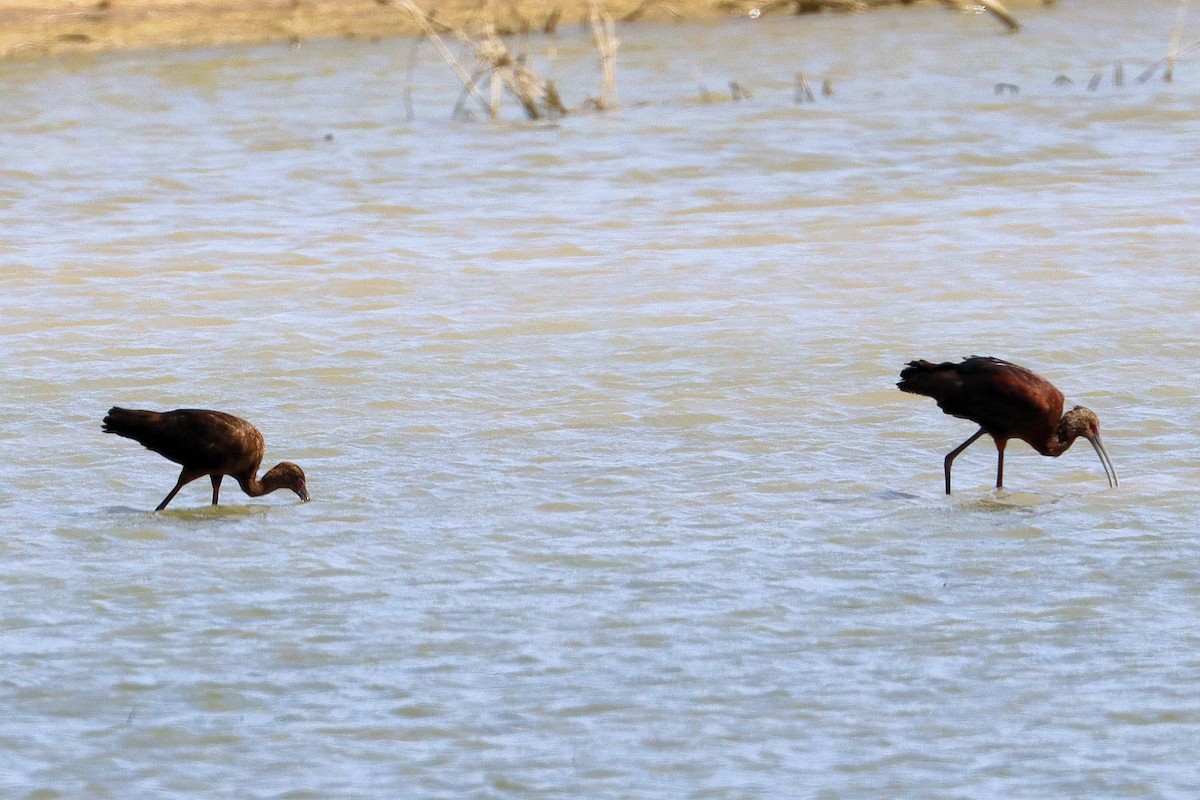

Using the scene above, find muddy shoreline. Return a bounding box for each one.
[0,0,709,60]
[0,0,1033,61]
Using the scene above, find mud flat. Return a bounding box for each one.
[0,0,1030,60]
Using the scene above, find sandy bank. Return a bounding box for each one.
[0,0,699,59]
[0,0,1034,60]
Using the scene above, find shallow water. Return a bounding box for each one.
[4,1,1200,796]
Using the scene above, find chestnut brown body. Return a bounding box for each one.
[898,357,1117,494]
[103,407,309,511]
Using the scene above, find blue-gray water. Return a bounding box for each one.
[3,1,1200,796]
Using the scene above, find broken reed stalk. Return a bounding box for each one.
[1167,0,1189,81]
[471,25,568,119]
[974,0,1020,33]
[489,60,504,116]
[396,0,494,117]
[1136,34,1200,84]
[403,38,422,121]
[794,71,814,103]
[589,0,620,109]
[399,0,568,120]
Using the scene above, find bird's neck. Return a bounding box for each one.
[238,471,275,498]
[239,465,290,497]
[1040,419,1078,457]
[238,474,265,497]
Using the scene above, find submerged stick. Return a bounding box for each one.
[1134,34,1200,85]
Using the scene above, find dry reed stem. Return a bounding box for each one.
[794,71,814,103]
[397,0,495,116]
[1167,0,1189,81]
[1136,33,1200,85]
[399,0,569,119]
[589,0,619,109]
[973,0,1019,33]
[403,39,421,120]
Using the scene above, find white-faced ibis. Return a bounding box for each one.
[103,407,310,511]
[897,356,1117,494]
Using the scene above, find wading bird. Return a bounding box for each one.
[897,356,1117,494]
[103,407,310,511]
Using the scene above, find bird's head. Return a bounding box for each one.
[264,461,311,502]
[1061,406,1118,488]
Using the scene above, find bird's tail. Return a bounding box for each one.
[102,407,159,440]
[897,360,958,398]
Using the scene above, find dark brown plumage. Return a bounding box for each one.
[103,407,310,511]
[897,356,1117,494]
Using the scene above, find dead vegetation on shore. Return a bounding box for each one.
[5,0,1197,125]
[0,0,1031,61]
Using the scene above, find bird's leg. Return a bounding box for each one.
[995,439,1007,489]
[210,474,223,506]
[944,428,987,495]
[156,469,202,511]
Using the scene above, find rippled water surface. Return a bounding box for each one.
[4,1,1200,796]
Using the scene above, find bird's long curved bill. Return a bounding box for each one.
[1087,434,1118,488]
